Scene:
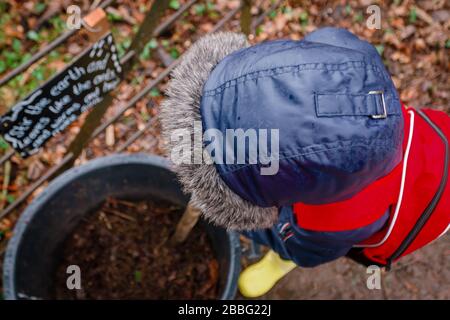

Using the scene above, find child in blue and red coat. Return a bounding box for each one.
[160,27,449,297]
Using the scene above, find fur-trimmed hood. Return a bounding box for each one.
[160,32,278,230]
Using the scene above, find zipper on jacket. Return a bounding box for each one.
[386,109,449,270]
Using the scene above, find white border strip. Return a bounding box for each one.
[437,223,449,239]
[354,110,415,248]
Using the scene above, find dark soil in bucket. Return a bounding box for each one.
[53,197,219,299]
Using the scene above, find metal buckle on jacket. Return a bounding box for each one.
[369,90,387,119]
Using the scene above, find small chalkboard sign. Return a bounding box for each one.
[0,32,122,157]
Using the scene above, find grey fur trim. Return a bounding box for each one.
[159,32,278,230]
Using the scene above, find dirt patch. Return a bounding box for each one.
[53,198,219,300]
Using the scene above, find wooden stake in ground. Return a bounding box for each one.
[169,201,202,245]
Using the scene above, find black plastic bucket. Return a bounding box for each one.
[3,154,241,300]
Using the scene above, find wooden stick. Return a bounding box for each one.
[103,208,136,222]
[240,0,252,35]
[0,161,11,210]
[58,7,111,174]
[169,201,202,245]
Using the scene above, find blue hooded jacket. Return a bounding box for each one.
[201,27,403,207]
[200,28,403,266]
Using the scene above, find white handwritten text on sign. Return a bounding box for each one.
[0,33,122,157]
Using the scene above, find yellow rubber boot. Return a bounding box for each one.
[238,250,297,298]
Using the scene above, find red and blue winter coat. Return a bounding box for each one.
[195,27,449,268]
